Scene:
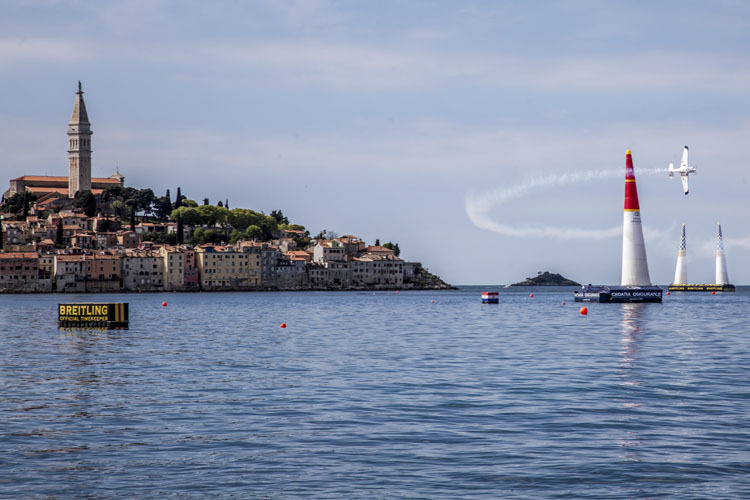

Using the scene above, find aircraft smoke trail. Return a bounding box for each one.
[465,168,667,240]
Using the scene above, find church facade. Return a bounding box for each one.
[3,83,125,209]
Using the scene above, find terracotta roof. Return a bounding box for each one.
[365,245,395,253]
[55,255,85,262]
[85,254,120,260]
[26,186,69,195]
[0,252,38,259]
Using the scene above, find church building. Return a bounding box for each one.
[3,82,125,209]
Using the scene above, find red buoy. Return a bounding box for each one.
[580,306,588,315]
[666,292,670,296]
[529,293,534,298]
[712,291,716,295]
[431,300,435,303]
[280,323,287,328]
[561,301,566,305]
[162,301,167,307]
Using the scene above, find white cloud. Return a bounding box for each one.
[0,38,94,67]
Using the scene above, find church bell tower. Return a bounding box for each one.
[68,81,92,198]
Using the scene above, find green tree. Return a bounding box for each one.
[227,208,264,231]
[244,225,263,240]
[217,200,223,207]
[174,187,183,209]
[110,200,126,218]
[73,190,97,217]
[195,205,229,226]
[170,206,202,226]
[21,191,30,218]
[270,209,289,225]
[101,186,123,203]
[203,198,209,206]
[181,199,198,208]
[192,227,206,244]
[165,188,171,203]
[2,192,36,217]
[134,188,155,215]
[229,229,243,244]
[374,239,380,246]
[383,241,401,257]
[153,196,172,220]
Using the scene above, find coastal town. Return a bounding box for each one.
[0,84,450,293]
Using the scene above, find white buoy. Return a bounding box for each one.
[673,224,687,285]
[715,223,730,285]
[621,150,652,286]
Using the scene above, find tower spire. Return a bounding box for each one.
[68,81,93,198]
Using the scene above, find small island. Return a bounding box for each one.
[511,271,581,287]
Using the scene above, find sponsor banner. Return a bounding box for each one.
[58,303,129,328]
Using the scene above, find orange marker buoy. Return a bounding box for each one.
[162,301,167,307]
[529,294,534,298]
[280,323,287,328]
[580,306,588,315]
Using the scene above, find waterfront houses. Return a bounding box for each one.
[122,249,164,291]
[0,212,431,292]
[0,252,40,292]
[196,244,261,290]
[84,252,120,292]
[54,254,86,292]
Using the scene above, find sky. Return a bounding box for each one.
[1,0,749,285]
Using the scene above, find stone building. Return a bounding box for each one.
[54,254,86,292]
[122,250,164,291]
[0,252,40,292]
[84,253,121,292]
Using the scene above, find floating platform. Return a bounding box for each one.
[574,285,663,303]
[667,284,735,292]
[481,291,499,304]
[58,303,129,328]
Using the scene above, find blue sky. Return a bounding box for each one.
[1,0,749,284]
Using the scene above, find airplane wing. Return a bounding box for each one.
[680,146,689,169]
[681,173,689,195]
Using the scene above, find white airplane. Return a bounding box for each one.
[668,145,696,195]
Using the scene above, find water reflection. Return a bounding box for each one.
[617,303,647,463]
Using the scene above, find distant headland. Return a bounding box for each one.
[511,271,581,287]
[0,83,453,293]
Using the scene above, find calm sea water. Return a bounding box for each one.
[1,287,748,499]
